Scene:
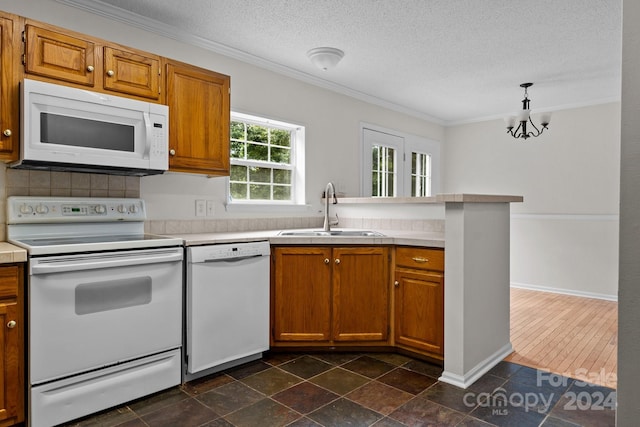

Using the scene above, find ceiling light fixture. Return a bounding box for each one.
[504,83,551,140]
[307,47,344,71]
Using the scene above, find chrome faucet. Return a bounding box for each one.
[323,182,338,231]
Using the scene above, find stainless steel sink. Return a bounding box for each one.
[278,230,385,237]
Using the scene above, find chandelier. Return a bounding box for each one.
[504,83,551,140]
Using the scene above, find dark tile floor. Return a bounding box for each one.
[62,352,616,427]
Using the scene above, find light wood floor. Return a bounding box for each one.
[505,287,618,389]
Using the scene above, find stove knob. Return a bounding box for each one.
[129,204,139,213]
[117,205,127,213]
[95,205,106,214]
[35,204,49,214]
[19,204,33,215]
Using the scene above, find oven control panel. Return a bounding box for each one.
[7,196,147,223]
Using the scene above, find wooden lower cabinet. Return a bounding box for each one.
[0,264,24,426]
[272,246,332,342]
[394,247,444,358]
[271,246,390,346]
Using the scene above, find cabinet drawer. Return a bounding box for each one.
[396,247,444,272]
[0,265,19,299]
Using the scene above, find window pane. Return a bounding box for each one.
[246,142,268,161]
[230,165,247,182]
[372,146,379,170]
[270,146,291,164]
[230,141,245,159]
[250,184,271,199]
[410,152,431,197]
[273,169,291,184]
[372,171,379,196]
[249,167,271,183]
[230,122,245,139]
[273,185,291,200]
[230,182,247,200]
[247,125,268,143]
[271,129,291,147]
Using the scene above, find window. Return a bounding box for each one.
[229,112,305,205]
[361,125,440,197]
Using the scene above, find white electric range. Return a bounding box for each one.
[7,196,184,427]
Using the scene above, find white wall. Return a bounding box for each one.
[444,103,621,299]
[0,0,443,221]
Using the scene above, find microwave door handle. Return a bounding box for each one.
[143,112,152,157]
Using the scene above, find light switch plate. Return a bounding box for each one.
[206,200,215,216]
[195,200,206,217]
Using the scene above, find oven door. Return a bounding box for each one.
[28,247,183,384]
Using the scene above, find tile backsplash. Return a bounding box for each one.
[5,169,140,198]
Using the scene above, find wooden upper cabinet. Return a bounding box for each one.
[0,12,20,162]
[24,24,96,86]
[103,46,160,100]
[165,60,230,175]
[24,22,161,101]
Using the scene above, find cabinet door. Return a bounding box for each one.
[24,24,96,86]
[0,14,19,161]
[165,61,230,175]
[394,269,444,355]
[103,46,160,100]
[0,265,24,425]
[332,246,389,342]
[272,247,332,342]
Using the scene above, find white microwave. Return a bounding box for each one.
[11,79,169,176]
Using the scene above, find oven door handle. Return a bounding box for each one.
[31,249,183,274]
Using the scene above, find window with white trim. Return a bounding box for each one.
[229,112,305,204]
[362,126,440,197]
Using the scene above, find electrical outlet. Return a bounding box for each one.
[206,200,215,216]
[195,200,206,217]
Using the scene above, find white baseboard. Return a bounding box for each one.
[438,342,514,389]
[511,282,617,302]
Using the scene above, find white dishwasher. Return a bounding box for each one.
[185,241,270,380]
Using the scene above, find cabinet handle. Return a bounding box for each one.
[394,281,399,287]
[87,65,95,72]
[7,320,16,329]
[169,149,176,156]
[324,258,330,264]
[412,256,429,263]
[2,129,11,137]
[106,70,115,77]
[334,258,340,265]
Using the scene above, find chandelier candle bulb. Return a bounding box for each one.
[539,112,552,126]
[517,109,531,122]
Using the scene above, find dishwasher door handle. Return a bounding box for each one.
[202,254,264,264]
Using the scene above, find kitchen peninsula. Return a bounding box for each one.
[172,193,522,388]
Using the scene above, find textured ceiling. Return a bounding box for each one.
[60,0,622,124]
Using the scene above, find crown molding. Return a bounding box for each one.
[56,0,444,125]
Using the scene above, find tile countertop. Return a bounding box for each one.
[0,242,27,264]
[173,229,445,248]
